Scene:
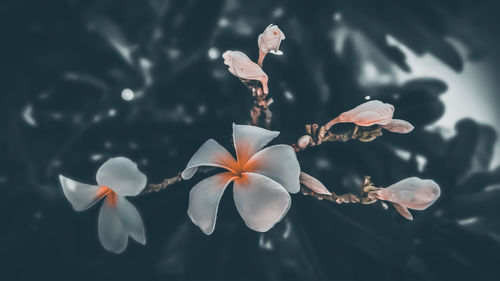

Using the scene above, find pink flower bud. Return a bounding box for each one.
[258,24,286,55]
[376,177,440,220]
[325,100,394,130]
[222,50,269,94]
[297,135,313,149]
[300,171,332,195]
[381,119,414,134]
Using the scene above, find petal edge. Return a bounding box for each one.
[96,157,147,196]
[232,124,279,166]
[182,139,237,180]
[233,172,291,232]
[244,145,300,193]
[59,175,103,211]
[187,172,236,235]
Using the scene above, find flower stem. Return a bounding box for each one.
[240,78,273,129]
[324,117,340,131]
[292,124,383,151]
[143,172,182,193]
[257,51,266,67]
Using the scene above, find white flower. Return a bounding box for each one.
[376,177,441,220]
[258,24,286,55]
[59,157,147,253]
[182,124,301,234]
[222,50,269,94]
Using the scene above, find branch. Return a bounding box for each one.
[292,124,383,151]
[143,172,182,194]
[300,176,380,204]
[240,78,273,129]
[143,167,220,194]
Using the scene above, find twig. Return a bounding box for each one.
[292,124,383,151]
[143,172,182,193]
[300,176,380,204]
[240,78,273,129]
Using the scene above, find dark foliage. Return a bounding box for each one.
[1,0,500,280]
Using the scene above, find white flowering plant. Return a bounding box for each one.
[59,24,440,253]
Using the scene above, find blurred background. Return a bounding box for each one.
[2,0,500,280]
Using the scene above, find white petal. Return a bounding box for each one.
[269,50,283,55]
[337,100,394,126]
[351,111,392,126]
[96,157,147,196]
[181,139,237,180]
[116,196,146,245]
[392,203,413,220]
[222,51,268,82]
[381,119,414,133]
[232,123,279,165]
[233,172,291,232]
[352,100,394,115]
[299,172,332,195]
[98,197,128,254]
[187,172,236,235]
[59,175,104,211]
[243,145,300,193]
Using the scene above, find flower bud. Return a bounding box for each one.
[377,177,440,211]
[222,50,269,94]
[325,100,394,129]
[297,135,313,149]
[300,172,332,195]
[258,24,286,55]
[381,119,414,134]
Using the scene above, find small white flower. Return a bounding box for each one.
[59,157,147,253]
[258,24,286,56]
[182,124,301,234]
[222,50,269,94]
[376,177,441,220]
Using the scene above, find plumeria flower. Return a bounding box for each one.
[376,177,441,220]
[59,157,147,253]
[325,100,394,130]
[222,50,269,94]
[182,124,301,234]
[258,24,286,65]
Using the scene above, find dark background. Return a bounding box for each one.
[2,0,500,280]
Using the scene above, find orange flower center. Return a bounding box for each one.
[232,159,248,178]
[228,161,253,185]
[98,186,117,207]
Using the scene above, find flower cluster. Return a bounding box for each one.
[59,122,440,252]
[222,24,286,95]
[58,24,441,254]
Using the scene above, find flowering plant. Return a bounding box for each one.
[59,24,440,253]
